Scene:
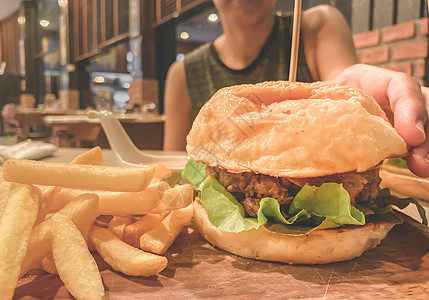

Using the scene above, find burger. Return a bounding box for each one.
[183,81,423,264]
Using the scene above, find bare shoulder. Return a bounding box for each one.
[165,60,189,104]
[166,60,186,84]
[302,5,347,33]
[164,59,192,151]
[301,5,356,80]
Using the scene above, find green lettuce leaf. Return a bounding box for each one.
[199,176,366,233]
[264,217,340,236]
[355,203,392,215]
[197,170,427,234]
[257,197,312,226]
[365,211,403,225]
[181,159,206,186]
[198,176,258,232]
[374,188,427,226]
[387,157,408,169]
[290,183,365,226]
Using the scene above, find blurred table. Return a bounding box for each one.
[43,113,165,149]
[42,147,117,165]
[43,147,185,165]
[14,109,84,139]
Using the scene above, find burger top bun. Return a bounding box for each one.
[186,81,407,178]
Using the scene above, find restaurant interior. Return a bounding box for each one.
[0,1,429,299]
[0,0,427,150]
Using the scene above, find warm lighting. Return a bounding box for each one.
[180,31,189,40]
[176,53,185,62]
[39,19,50,27]
[113,92,129,103]
[94,76,105,83]
[66,64,75,72]
[58,0,68,7]
[126,51,133,62]
[207,13,219,23]
[17,16,26,25]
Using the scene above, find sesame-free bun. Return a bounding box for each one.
[186,81,407,178]
[193,200,394,264]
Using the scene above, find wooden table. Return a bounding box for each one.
[14,148,429,299]
[43,114,165,150]
[14,109,83,139]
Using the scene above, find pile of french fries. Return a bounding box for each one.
[0,147,194,300]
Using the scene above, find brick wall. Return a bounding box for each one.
[353,17,428,84]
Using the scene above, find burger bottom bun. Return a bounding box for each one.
[193,200,394,264]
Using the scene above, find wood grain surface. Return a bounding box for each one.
[14,216,429,299]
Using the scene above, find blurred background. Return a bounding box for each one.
[0,0,427,148]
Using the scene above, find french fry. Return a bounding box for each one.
[70,146,103,165]
[49,181,169,215]
[153,163,172,181]
[41,252,57,275]
[91,226,168,277]
[123,211,170,248]
[149,184,194,214]
[0,185,39,300]
[98,181,170,215]
[20,193,99,277]
[32,147,104,225]
[48,182,190,216]
[3,159,155,192]
[108,215,133,240]
[139,203,193,254]
[47,188,87,212]
[51,214,104,300]
[0,168,13,219]
[33,185,56,226]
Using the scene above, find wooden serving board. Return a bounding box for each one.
[14,216,429,299]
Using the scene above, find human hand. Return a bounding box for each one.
[333,64,429,177]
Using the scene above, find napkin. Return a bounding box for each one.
[0,139,57,164]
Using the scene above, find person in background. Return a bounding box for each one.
[163,0,429,178]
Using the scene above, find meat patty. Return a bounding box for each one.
[288,169,381,204]
[207,166,381,217]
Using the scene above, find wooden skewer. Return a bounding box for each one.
[427,0,429,17]
[288,0,302,82]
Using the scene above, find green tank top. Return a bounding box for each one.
[184,15,313,119]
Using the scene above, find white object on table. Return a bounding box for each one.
[87,110,188,170]
[0,139,57,164]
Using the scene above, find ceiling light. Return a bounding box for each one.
[39,19,50,27]
[126,51,133,62]
[176,53,185,61]
[180,31,190,40]
[94,76,105,83]
[17,16,26,25]
[207,13,219,23]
